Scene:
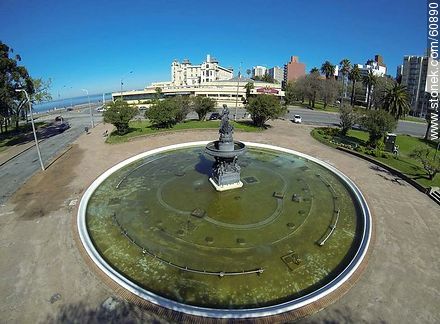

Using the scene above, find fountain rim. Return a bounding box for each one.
[77,141,372,319]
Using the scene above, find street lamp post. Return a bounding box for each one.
[234,62,242,121]
[15,89,45,171]
[120,71,133,101]
[81,88,95,128]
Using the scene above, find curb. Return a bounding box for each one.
[45,144,73,169]
[335,147,440,206]
[0,140,45,167]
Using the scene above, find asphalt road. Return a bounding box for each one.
[202,106,428,138]
[0,105,102,204]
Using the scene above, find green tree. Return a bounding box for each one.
[192,96,215,121]
[348,65,361,106]
[339,58,351,101]
[360,109,397,147]
[103,100,138,135]
[321,61,335,79]
[371,76,394,110]
[339,104,358,136]
[146,98,179,128]
[154,87,162,101]
[246,94,286,127]
[305,71,321,108]
[284,81,297,104]
[0,41,35,131]
[172,95,192,123]
[261,73,275,83]
[382,82,410,120]
[363,70,377,109]
[320,78,339,109]
[410,146,440,180]
[310,67,319,74]
[244,82,254,102]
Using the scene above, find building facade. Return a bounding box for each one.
[397,54,430,117]
[283,56,306,84]
[171,54,233,86]
[252,66,267,78]
[268,66,283,84]
[113,78,284,109]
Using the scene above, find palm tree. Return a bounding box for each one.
[320,61,335,79]
[310,67,319,74]
[363,70,377,109]
[348,65,361,106]
[246,69,251,78]
[382,83,410,120]
[339,59,351,101]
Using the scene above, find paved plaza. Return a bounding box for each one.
[0,120,438,323]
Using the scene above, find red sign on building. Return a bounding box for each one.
[256,87,279,94]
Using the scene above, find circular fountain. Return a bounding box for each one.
[77,115,371,319]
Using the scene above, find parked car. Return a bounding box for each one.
[208,112,221,120]
[293,115,302,124]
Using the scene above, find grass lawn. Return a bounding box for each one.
[312,127,440,188]
[401,116,427,124]
[0,122,47,153]
[106,119,263,144]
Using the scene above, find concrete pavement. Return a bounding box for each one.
[0,120,439,323]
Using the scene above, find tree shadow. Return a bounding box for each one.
[44,300,167,324]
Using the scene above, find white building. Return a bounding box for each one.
[113,78,284,109]
[397,54,430,117]
[252,66,267,78]
[268,66,283,84]
[171,54,233,86]
[356,55,387,78]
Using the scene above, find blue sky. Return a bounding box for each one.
[0,0,426,99]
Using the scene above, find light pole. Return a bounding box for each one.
[15,89,45,171]
[234,62,242,121]
[81,88,95,128]
[120,71,133,101]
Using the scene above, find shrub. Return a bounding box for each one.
[173,96,192,123]
[192,96,215,121]
[359,110,397,148]
[103,100,138,135]
[410,146,440,180]
[145,99,179,128]
[339,104,358,136]
[246,95,286,127]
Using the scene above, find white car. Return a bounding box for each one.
[293,115,302,124]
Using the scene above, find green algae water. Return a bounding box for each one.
[86,147,362,309]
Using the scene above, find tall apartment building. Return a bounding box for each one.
[171,54,233,86]
[252,66,267,78]
[397,54,430,117]
[268,66,283,83]
[283,56,306,84]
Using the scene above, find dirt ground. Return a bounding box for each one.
[0,120,439,323]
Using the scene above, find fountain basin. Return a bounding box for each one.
[77,141,371,319]
[205,140,246,158]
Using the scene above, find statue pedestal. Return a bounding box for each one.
[209,178,243,192]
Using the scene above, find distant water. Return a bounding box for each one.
[33,93,113,113]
